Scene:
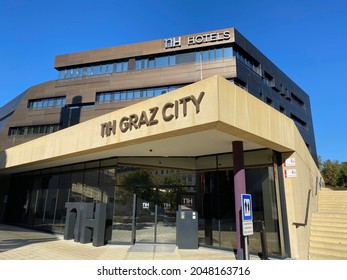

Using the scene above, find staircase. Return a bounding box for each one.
[309,188,347,260]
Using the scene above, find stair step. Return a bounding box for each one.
[311,221,347,228]
[310,228,347,238]
[309,188,347,260]
[312,212,347,219]
[318,208,347,213]
[311,224,347,234]
[309,253,347,260]
[310,234,347,244]
[310,240,347,251]
[309,247,347,258]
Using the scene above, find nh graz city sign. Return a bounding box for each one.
[100,91,205,138]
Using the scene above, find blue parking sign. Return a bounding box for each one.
[241,194,253,221]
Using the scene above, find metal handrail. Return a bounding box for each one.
[293,189,311,228]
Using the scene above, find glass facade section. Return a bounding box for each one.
[6,151,285,257]
[96,85,183,104]
[28,96,66,110]
[8,124,60,136]
[58,61,129,80]
[6,159,117,234]
[57,44,263,81]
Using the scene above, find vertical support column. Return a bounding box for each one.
[233,141,247,260]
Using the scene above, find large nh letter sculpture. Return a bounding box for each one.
[64,202,110,247]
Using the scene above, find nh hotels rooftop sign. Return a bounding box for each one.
[164,30,230,49]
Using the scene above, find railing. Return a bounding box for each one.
[293,189,311,228]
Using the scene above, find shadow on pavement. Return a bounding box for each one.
[0,224,59,253]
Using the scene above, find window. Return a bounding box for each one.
[290,114,307,130]
[291,93,306,109]
[58,60,129,79]
[8,124,61,136]
[28,97,66,110]
[96,84,183,104]
[266,97,273,107]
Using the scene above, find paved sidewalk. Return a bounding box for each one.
[0,224,260,260]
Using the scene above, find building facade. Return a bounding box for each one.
[0,28,322,259]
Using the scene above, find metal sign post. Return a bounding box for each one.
[241,194,253,260]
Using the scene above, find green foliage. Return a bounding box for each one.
[320,159,347,188]
[337,161,347,188]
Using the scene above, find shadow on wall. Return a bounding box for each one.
[60,95,82,129]
[0,149,6,169]
[0,150,8,222]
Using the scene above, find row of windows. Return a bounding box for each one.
[57,45,262,80]
[55,43,306,114]
[58,61,128,80]
[134,46,233,70]
[28,96,66,109]
[8,124,60,136]
[96,85,182,103]
[234,50,261,76]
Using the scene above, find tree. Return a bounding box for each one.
[337,161,347,188]
[321,160,340,188]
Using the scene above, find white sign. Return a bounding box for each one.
[285,158,296,167]
[142,202,149,209]
[285,169,297,178]
[242,220,254,236]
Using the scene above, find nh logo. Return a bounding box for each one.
[164,37,181,49]
[183,197,193,205]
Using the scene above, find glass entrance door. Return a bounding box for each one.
[156,188,177,243]
[135,187,177,244]
[135,187,156,243]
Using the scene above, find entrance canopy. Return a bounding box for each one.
[0,75,299,174]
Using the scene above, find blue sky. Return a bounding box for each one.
[0,0,346,162]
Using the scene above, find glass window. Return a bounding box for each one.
[202,50,209,61]
[122,61,128,71]
[127,91,133,99]
[65,69,71,79]
[135,59,142,70]
[77,68,82,77]
[155,56,168,67]
[134,90,141,99]
[107,64,114,73]
[104,93,111,102]
[47,99,54,107]
[176,52,195,64]
[116,63,122,72]
[92,65,100,75]
[55,98,62,107]
[113,93,120,101]
[154,88,164,96]
[148,58,155,68]
[169,55,176,65]
[96,94,103,103]
[215,48,223,59]
[210,49,215,60]
[58,70,66,79]
[121,92,127,100]
[37,100,43,108]
[223,47,233,58]
[101,64,107,74]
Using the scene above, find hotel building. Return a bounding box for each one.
[0,28,322,259]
